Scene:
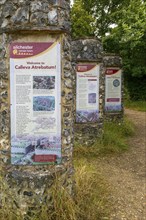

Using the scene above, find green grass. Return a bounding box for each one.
[125,100,146,112]
[73,159,110,220]
[100,117,135,154]
[74,117,135,157]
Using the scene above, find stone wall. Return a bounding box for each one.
[0,0,74,218]
[0,0,70,33]
[103,54,124,122]
[72,38,105,146]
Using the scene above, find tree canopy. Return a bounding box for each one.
[71,0,146,100]
[71,0,95,38]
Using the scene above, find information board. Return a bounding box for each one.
[10,41,61,165]
[76,64,100,123]
[105,68,122,112]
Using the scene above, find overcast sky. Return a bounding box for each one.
[70,0,74,5]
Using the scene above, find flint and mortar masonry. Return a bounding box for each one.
[0,0,74,218]
[103,54,124,122]
[0,0,71,33]
[72,38,105,146]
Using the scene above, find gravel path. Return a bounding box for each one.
[97,109,146,220]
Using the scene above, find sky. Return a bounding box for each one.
[70,0,74,5]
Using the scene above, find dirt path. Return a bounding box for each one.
[97,109,146,220]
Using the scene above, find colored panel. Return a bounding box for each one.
[105,68,122,112]
[10,41,61,165]
[76,64,100,123]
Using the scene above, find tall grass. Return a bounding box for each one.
[74,159,110,220]
[100,117,135,153]
[74,117,134,158]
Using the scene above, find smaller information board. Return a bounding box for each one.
[76,64,100,123]
[105,68,122,112]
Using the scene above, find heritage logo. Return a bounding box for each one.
[106,69,119,75]
[12,44,34,56]
[77,64,96,72]
[10,42,53,59]
[78,66,88,72]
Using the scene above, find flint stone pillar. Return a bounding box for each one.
[72,38,105,146]
[0,0,74,217]
[103,54,124,122]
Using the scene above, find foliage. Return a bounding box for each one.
[124,75,146,100]
[125,100,146,112]
[104,34,146,100]
[71,0,146,100]
[82,0,131,37]
[96,0,146,100]
[71,0,95,38]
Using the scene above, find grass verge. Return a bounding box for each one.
[73,158,110,220]
[74,117,135,158]
[124,100,146,112]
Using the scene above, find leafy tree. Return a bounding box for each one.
[71,0,146,100]
[103,0,146,100]
[72,0,146,41]
[82,0,131,37]
[71,0,95,38]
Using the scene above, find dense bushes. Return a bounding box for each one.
[125,76,146,101]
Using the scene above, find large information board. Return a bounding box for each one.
[105,68,122,112]
[10,41,61,165]
[76,64,100,123]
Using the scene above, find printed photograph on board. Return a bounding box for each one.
[88,93,96,103]
[88,80,97,91]
[34,117,56,130]
[105,105,121,112]
[76,110,99,123]
[33,96,55,111]
[33,76,55,90]
[11,135,61,165]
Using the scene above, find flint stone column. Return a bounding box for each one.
[103,54,124,122]
[72,38,104,146]
[0,0,74,217]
